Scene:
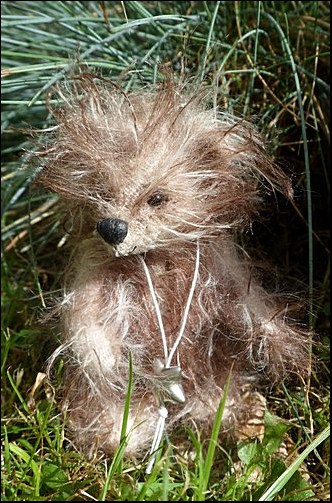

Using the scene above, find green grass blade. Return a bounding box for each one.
[99,353,134,499]
[259,425,330,501]
[196,369,232,501]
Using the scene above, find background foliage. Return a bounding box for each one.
[1,1,330,500]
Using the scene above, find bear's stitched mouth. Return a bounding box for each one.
[113,244,138,258]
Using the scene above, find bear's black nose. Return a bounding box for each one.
[96,218,128,245]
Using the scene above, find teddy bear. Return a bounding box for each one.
[35,72,310,466]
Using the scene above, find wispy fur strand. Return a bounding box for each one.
[35,73,310,459]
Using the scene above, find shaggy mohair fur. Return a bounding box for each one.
[35,73,310,459]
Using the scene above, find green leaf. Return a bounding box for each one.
[237,441,259,465]
[8,442,39,480]
[41,462,69,489]
[283,470,315,501]
[263,411,290,456]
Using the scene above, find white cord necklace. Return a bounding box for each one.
[139,242,200,474]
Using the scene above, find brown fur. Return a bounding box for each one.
[35,73,310,459]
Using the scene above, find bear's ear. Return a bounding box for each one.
[175,117,294,230]
[31,74,131,202]
[190,119,293,202]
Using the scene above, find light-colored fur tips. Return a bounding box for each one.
[35,73,310,460]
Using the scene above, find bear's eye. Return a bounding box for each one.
[147,192,169,207]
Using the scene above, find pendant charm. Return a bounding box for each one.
[153,358,186,404]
